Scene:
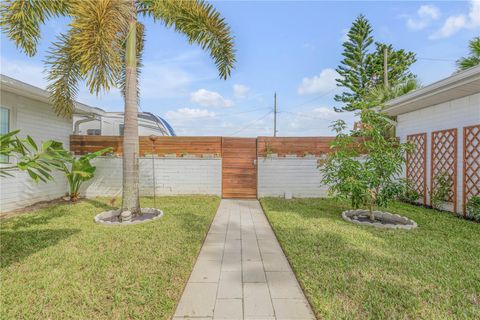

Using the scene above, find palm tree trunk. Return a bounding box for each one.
[121,19,140,218]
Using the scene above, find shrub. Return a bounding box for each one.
[431,172,453,210]
[398,179,421,203]
[466,195,480,221]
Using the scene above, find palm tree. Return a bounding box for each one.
[457,37,480,71]
[368,78,420,105]
[1,0,235,220]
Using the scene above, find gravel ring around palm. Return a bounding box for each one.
[342,209,417,229]
[95,208,163,225]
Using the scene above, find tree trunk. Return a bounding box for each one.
[121,19,140,218]
[369,201,375,221]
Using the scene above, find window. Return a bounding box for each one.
[119,124,124,136]
[0,107,10,163]
[87,129,101,136]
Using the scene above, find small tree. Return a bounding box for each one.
[320,108,413,220]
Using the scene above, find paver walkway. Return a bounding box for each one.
[174,199,315,320]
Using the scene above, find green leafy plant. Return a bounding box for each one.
[466,195,480,221]
[320,108,413,221]
[397,178,421,203]
[58,148,112,202]
[263,143,273,157]
[0,130,67,182]
[431,172,453,210]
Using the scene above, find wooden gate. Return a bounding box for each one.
[221,137,257,198]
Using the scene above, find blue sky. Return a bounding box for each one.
[1,1,478,136]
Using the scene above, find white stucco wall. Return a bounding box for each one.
[396,93,480,213]
[81,157,222,197]
[258,156,328,198]
[0,90,71,213]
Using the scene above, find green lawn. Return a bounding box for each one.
[260,198,480,319]
[1,196,220,319]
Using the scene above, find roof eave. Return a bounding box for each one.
[385,65,480,116]
[1,74,105,116]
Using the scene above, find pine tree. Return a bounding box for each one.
[335,15,417,112]
[334,15,373,111]
[367,43,417,89]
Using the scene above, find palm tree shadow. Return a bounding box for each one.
[4,198,114,230]
[0,228,80,268]
[6,205,76,230]
[82,198,116,211]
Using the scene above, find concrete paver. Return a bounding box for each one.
[174,199,315,319]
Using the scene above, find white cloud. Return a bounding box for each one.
[285,107,357,135]
[407,4,441,30]
[431,0,480,39]
[140,65,193,99]
[310,107,340,120]
[0,56,47,89]
[233,84,250,99]
[165,108,216,120]
[297,69,338,96]
[470,0,480,24]
[190,89,234,108]
[419,4,441,19]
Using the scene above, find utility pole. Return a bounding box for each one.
[273,92,277,137]
[383,47,389,88]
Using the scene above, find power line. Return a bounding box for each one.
[288,88,337,110]
[279,110,343,121]
[229,111,273,136]
[214,107,271,117]
[417,57,456,62]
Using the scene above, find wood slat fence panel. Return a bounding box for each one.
[70,135,222,156]
[257,136,335,157]
[222,137,257,198]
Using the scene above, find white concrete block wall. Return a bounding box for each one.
[396,93,480,213]
[81,157,222,197]
[258,157,328,198]
[0,91,71,213]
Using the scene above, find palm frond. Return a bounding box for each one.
[118,21,145,100]
[68,0,133,95]
[0,0,69,56]
[368,78,420,106]
[456,37,480,71]
[143,0,235,79]
[45,32,81,117]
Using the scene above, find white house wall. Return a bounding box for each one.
[0,90,70,212]
[396,93,480,213]
[81,157,222,198]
